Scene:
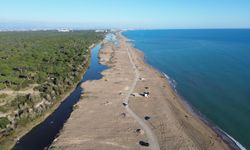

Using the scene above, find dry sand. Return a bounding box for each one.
[50,33,231,150]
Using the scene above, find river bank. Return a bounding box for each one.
[12,43,107,150]
[1,72,84,149]
[0,42,104,150]
[50,32,232,150]
[0,31,105,150]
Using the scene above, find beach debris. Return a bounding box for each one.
[120,112,126,118]
[145,87,149,89]
[103,101,111,106]
[122,102,128,107]
[136,129,141,133]
[53,138,58,142]
[135,128,144,135]
[73,104,79,110]
[16,138,20,144]
[131,93,142,97]
[144,116,151,120]
[141,91,150,98]
[124,86,129,91]
[139,141,150,147]
[139,77,145,81]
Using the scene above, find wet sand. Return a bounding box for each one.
[50,33,230,150]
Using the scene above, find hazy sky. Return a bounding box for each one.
[1,0,250,29]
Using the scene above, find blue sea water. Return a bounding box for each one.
[123,29,250,149]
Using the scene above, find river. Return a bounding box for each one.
[13,43,108,150]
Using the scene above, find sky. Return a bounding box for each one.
[1,0,250,29]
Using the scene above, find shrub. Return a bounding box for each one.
[0,117,10,129]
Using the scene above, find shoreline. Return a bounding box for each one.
[166,75,243,150]
[52,32,232,149]
[123,33,244,150]
[121,32,234,149]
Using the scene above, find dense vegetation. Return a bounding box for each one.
[0,31,103,90]
[0,31,104,144]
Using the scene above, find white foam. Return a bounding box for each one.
[221,129,247,150]
[163,72,170,80]
[163,72,177,90]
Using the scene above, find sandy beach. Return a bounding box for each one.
[50,32,231,150]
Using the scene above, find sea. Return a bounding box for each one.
[123,29,250,150]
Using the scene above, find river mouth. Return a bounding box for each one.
[13,43,108,150]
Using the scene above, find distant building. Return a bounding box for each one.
[57,29,70,32]
[95,29,108,33]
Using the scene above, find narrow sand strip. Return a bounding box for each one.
[50,33,230,150]
[123,42,160,149]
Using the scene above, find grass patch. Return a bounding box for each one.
[0,94,8,99]
[0,117,10,129]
